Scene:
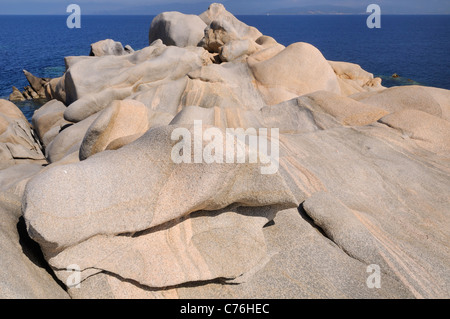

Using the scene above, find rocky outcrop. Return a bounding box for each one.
[329,61,384,95]
[23,70,50,99]
[9,70,51,101]
[0,99,45,169]
[352,85,450,120]
[89,39,134,57]
[45,112,98,163]
[8,87,26,102]
[79,99,150,160]
[1,3,449,299]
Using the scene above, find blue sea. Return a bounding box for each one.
[0,15,449,120]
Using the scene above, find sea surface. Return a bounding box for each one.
[0,15,449,120]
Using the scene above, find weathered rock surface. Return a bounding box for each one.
[22,116,450,298]
[8,86,26,102]
[176,207,415,299]
[149,12,206,47]
[24,125,296,253]
[45,113,98,163]
[0,99,45,169]
[297,90,389,126]
[0,164,68,298]
[51,205,274,288]
[378,109,450,154]
[249,42,341,105]
[9,70,51,101]
[181,62,266,111]
[200,3,262,53]
[329,61,384,96]
[31,99,70,149]
[79,100,150,160]
[351,85,450,120]
[23,70,50,99]
[219,39,259,62]
[2,3,448,299]
[62,43,210,122]
[89,39,133,57]
[45,76,66,102]
[68,208,409,299]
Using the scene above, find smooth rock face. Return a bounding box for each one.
[200,3,262,54]
[148,12,206,47]
[219,39,258,62]
[352,85,450,120]
[0,99,28,122]
[249,42,341,105]
[0,164,68,298]
[31,99,70,148]
[23,119,450,298]
[175,208,415,299]
[45,76,66,103]
[62,43,209,122]
[23,70,50,99]
[284,127,450,299]
[5,3,449,299]
[126,76,188,116]
[181,62,266,111]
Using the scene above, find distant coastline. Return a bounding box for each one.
[1,14,449,105]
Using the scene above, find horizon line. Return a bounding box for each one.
[1,13,450,16]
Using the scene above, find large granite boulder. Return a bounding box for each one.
[31,99,70,149]
[351,85,450,120]
[89,39,133,57]
[200,3,262,53]
[249,42,341,105]
[4,3,448,299]
[378,109,450,154]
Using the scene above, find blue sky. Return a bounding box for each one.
[1,0,449,15]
